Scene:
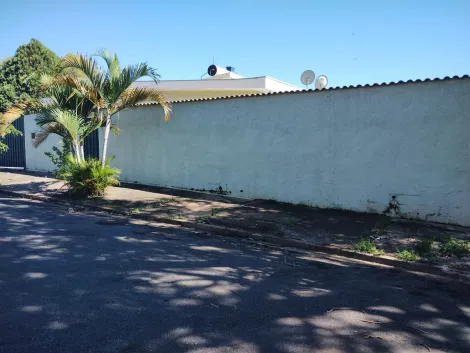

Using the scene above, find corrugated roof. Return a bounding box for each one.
[135,75,470,106]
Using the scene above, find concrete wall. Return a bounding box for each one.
[24,78,470,225]
[24,114,60,172]
[102,79,470,226]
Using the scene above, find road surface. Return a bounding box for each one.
[0,196,469,353]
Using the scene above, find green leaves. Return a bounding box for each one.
[0,39,59,113]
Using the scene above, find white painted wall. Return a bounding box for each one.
[101,79,470,226]
[23,79,470,226]
[24,114,60,172]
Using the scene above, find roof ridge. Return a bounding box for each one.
[135,75,470,106]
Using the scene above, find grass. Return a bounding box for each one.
[414,238,434,255]
[353,239,384,255]
[210,208,225,216]
[396,250,420,262]
[439,238,469,257]
[146,198,181,208]
[196,215,210,223]
[129,208,141,214]
[169,214,185,220]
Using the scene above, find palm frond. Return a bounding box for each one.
[108,63,160,103]
[78,116,102,142]
[94,49,121,81]
[36,108,82,143]
[0,100,41,136]
[60,54,105,95]
[33,123,70,148]
[52,73,103,108]
[112,88,171,121]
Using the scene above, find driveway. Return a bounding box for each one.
[0,196,469,353]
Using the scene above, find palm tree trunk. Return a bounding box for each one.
[80,143,85,161]
[74,143,81,164]
[101,114,111,168]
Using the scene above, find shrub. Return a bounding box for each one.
[60,157,120,198]
[45,143,75,180]
[439,238,469,258]
[396,250,420,262]
[353,239,383,254]
[414,238,434,255]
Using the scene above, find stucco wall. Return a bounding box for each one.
[24,114,60,172]
[23,79,470,225]
[102,79,470,226]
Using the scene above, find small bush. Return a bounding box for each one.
[196,215,210,223]
[45,143,75,180]
[439,238,469,257]
[414,238,434,255]
[354,239,383,254]
[396,250,420,262]
[169,214,184,220]
[59,156,120,198]
[211,208,225,216]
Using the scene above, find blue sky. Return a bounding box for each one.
[1,0,469,88]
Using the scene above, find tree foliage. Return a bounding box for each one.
[0,39,59,113]
[0,39,58,154]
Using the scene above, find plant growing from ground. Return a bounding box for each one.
[211,208,225,216]
[44,142,74,180]
[396,250,420,262]
[439,238,469,257]
[58,156,120,198]
[196,215,210,223]
[56,50,171,168]
[353,238,384,255]
[169,214,184,220]
[414,238,435,255]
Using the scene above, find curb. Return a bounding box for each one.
[0,188,467,283]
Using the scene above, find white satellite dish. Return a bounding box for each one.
[315,75,328,90]
[300,70,315,89]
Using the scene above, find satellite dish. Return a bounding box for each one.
[207,64,217,76]
[300,70,315,88]
[315,75,328,90]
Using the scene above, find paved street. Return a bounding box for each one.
[0,196,469,353]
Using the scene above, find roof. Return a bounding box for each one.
[136,75,470,106]
[134,76,300,92]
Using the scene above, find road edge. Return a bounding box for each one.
[1,188,468,284]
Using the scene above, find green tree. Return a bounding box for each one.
[55,50,171,167]
[0,39,59,153]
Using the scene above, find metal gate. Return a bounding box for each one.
[0,117,26,168]
[84,129,100,160]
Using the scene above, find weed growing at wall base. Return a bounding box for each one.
[414,238,435,255]
[396,250,420,262]
[439,238,469,257]
[353,239,384,255]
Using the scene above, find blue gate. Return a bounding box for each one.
[0,117,26,168]
[84,129,100,160]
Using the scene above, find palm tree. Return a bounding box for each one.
[53,50,171,168]
[0,82,100,164]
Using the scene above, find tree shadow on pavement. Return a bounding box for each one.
[0,196,469,353]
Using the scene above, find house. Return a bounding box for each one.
[133,65,300,102]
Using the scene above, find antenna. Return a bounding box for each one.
[315,75,328,90]
[300,70,315,89]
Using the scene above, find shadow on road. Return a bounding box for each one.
[0,196,469,353]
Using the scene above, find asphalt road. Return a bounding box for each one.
[0,196,469,353]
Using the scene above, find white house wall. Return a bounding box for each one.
[24,114,60,172]
[100,79,470,226]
